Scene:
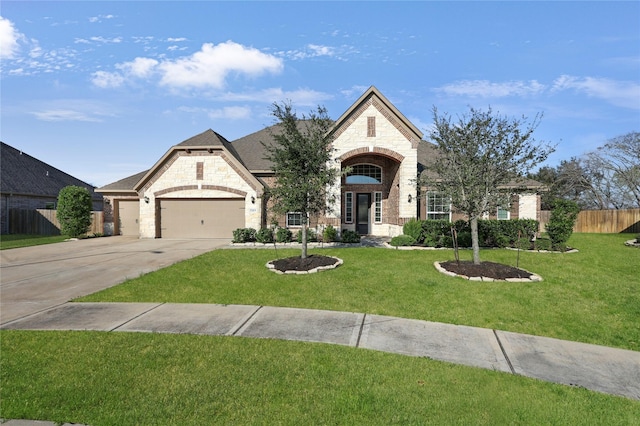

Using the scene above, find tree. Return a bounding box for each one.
[263,102,339,259]
[545,199,580,250]
[57,185,93,238]
[428,106,555,264]
[581,132,640,209]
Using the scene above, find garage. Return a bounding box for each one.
[159,198,245,239]
[117,200,140,237]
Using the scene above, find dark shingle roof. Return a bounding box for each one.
[1,141,101,200]
[97,170,149,192]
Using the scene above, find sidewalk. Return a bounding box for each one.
[2,302,639,401]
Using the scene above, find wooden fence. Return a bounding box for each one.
[8,209,104,236]
[539,208,640,234]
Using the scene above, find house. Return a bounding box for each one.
[97,86,542,239]
[0,142,103,234]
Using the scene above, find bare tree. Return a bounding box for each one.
[428,106,555,264]
[581,132,640,209]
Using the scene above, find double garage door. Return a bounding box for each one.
[159,198,245,239]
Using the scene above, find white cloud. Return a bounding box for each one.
[30,99,117,122]
[220,87,333,106]
[0,16,23,59]
[32,109,103,122]
[158,41,283,88]
[116,57,159,78]
[91,70,125,88]
[434,80,546,98]
[552,75,640,110]
[177,105,252,120]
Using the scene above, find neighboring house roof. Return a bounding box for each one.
[0,141,101,200]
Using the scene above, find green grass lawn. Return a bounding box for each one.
[0,233,67,249]
[79,233,640,351]
[2,331,639,425]
[3,233,639,424]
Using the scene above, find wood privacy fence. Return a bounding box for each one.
[8,209,104,235]
[539,208,640,234]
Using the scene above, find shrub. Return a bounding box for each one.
[455,231,472,248]
[322,225,337,243]
[422,220,452,247]
[390,234,416,247]
[275,227,292,243]
[546,199,580,250]
[57,185,93,238]
[256,227,274,243]
[296,228,317,243]
[341,229,361,243]
[403,219,423,243]
[232,228,256,243]
[533,237,552,251]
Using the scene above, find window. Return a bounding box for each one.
[374,192,382,223]
[426,192,451,220]
[367,116,376,137]
[497,206,510,220]
[345,192,353,223]
[346,164,382,184]
[286,212,303,227]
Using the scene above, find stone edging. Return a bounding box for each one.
[383,242,449,250]
[266,256,344,275]
[625,239,640,248]
[433,261,543,283]
[505,247,579,254]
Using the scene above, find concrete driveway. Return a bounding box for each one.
[0,236,229,324]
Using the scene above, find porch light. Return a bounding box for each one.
[144,196,149,204]
[251,196,256,204]
[408,194,412,203]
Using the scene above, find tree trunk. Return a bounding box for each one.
[470,216,481,265]
[301,221,308,259]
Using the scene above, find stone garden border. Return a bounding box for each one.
[266,256,344,275]
[433,261,543,283]
[625,239,640,248]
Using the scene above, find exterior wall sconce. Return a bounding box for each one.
[251,196,256,204]
[144,196,149,204]
[408,194,412,203]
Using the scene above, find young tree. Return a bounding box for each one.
[263,102,339,259]
[57,185,93,238]
[428,106,555,264]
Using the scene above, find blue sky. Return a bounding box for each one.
[1,1,639,187]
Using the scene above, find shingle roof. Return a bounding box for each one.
[1,141,101,200]
[97,169,149,192]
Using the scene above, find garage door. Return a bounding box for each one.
[117,200,140,237]
[159,199,245,239]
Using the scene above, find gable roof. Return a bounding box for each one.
[330,86,424,143]
[1,141,101,200]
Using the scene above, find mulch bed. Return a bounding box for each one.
[439,261,533,280]
[270,255,340,272]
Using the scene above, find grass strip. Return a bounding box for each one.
[78,234,640,351]
[2,330,639,425]
[0,234,67,250]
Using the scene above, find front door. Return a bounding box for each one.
[356,193,371,235]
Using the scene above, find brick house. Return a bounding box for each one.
[0,142,103,234]
[98,86,542,238]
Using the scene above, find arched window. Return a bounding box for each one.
[346,164,382,184]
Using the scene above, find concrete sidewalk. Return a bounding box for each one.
[2,302,639,401]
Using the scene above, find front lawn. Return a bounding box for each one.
[0,234,67,250]
[79,233,640,351]
[2,331,638,425]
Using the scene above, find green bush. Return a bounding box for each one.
[57,186,93,238]
[390,234,416,247]
[341,229,361,244]
[256,228,274,243]
[546,199,580,250]
[322,225,337,242]
[275,227,292,243]
[296,228,317,243]
[403,219,423,243]
[455,231,472,248]
[232,228,256,243]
